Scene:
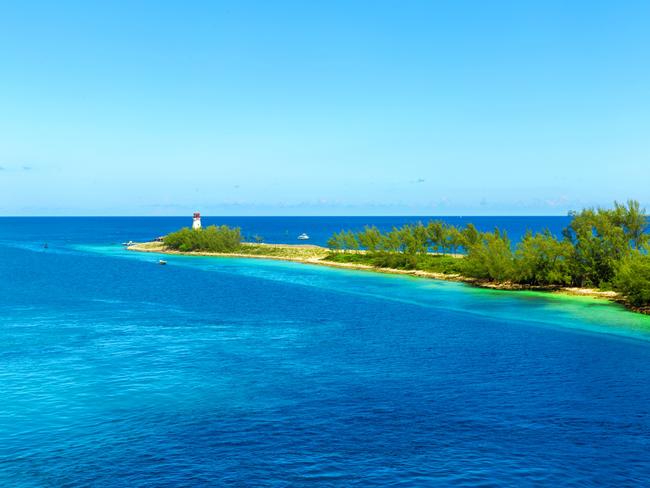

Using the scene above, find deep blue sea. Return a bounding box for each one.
[2,217,650,487]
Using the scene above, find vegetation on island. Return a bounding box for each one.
[160,225,327,259]
[326,200,650,309]
[155,200,649,311]
[164,225,242,252]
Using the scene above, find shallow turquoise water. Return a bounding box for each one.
[2,218,650,486]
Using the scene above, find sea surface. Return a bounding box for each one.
[1,217,650,487]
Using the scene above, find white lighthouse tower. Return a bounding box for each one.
[192,212,202,230]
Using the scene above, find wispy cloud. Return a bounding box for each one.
[144,203,189,210]
[0,164,37,172]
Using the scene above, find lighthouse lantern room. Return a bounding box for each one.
[192,212,202,230]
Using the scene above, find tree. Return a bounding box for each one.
[513,230,573,286]
[564,207,631,287]
[398,225,416,255]
[343,230,359,251]
[381,227,403,253]
[446,226,464,256]
[463,229,514,281]
[164,227,194,251]
[327,231,344,251]
[614,253,650,307]
[357,226,382,252]
[412,223,429,254]
[612,200,648,251]
[461,223,481,248]
[398,223,428,255]
[426,221,447,255]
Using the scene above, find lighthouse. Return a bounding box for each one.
[192,212,202,230]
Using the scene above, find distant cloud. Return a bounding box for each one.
[409,178,426,184]
[544,196,570,207]
[0,164,36,172]
[144,203,189,210]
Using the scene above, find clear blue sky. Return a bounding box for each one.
[1,1,648,215]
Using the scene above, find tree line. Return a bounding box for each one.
[164,225,242,253]
[327,200,650,307]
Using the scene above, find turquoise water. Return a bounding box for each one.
[2,218,650,486]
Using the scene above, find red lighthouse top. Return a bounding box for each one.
[193,212,200,218]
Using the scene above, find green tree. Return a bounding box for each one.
[343,230,359,251]
[614,253,650,307]
[327,231,343,251]
[426,221,447,255]
[398,223,428,255]
[446,226,464,256]
[463,229,514,281]
[381,227,403,253]
[412,223,429,254]
[357,226,383,252]
[163,227,194,251]
[563,207,630,287]
[612,200,648,250]
[513,230,573,286]
[398,226,415,254]
[461,223,481,248]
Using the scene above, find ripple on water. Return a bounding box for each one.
[1,240,650,486]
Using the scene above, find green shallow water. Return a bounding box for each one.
[81,243,650,342]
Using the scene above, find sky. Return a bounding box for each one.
[0,1,648,216]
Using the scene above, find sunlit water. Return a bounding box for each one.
[1,218,650,486]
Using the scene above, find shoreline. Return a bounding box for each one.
[127,241,644,313]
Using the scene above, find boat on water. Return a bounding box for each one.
[158,260,167,265]
[297,233,310,240]
[122,240,134,247]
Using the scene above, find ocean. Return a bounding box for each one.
[1,216,649,486]
[0,215,573,247]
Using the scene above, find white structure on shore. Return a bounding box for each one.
[192,212,202,230]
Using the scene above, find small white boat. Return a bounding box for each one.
[297,233,310,240]
[158,260,167,265]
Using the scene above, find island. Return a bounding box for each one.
[128,199,650,315]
